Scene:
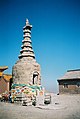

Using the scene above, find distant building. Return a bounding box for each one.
[0,66,12,94]
[57,69,80,94]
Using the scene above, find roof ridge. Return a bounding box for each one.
[3,73,12,76]
[67,69,80,72]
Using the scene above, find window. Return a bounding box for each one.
[63,83,68,88]
[76,82,80,87]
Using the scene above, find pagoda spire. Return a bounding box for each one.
[18,19,35,59]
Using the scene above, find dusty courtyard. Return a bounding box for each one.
[0,95,80,119]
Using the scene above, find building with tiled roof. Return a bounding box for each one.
[57,69,80,94]
[0,66,12,94]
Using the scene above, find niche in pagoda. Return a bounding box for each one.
[12,19,41,86]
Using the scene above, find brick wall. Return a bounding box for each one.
[58,79,80,94]
[0,77,9,94]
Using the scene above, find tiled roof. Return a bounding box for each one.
[3,74,12,81]
[0,66,8,72]
[58,69,80,80]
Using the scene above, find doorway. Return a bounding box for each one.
[33,72,38,85]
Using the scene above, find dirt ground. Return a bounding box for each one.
[0,95,80,119]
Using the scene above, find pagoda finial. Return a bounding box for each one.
[26,19,29,25]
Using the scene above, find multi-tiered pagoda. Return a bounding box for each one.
[12,19,41,85]
[18,19,35,59]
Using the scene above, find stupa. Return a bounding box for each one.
[12,19,41,85]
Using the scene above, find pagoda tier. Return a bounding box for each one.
[22,38,32,43]
[18,19,35,59]
[20,48,34,53]
[21,42,32,48]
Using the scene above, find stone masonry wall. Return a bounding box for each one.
[12,58,41,85]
